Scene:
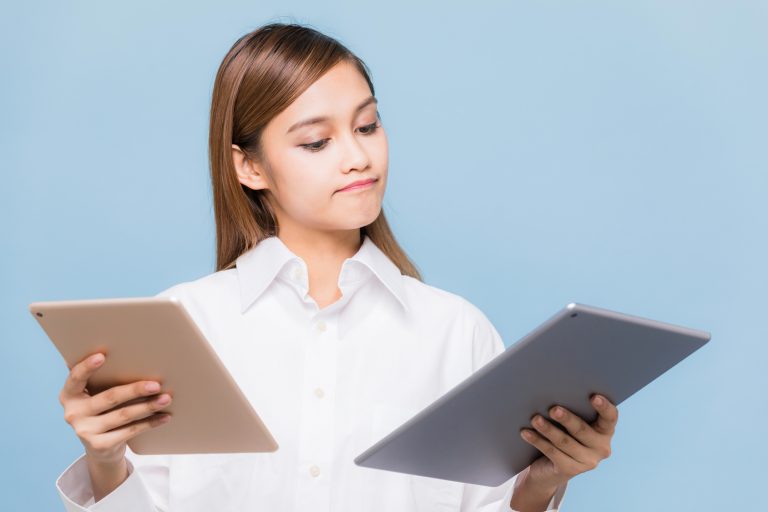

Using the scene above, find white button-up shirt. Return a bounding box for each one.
[55,234,568,511]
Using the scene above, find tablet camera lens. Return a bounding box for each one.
[36,312,43,317]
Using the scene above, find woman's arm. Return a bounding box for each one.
[508,468,562,512]
[86,456,129,502]
[56,448,169,511]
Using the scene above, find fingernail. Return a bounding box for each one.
[145,382,160,392]
[90,354,104,365]
[156,394,170,405]
[521,430,532,440]
[594,395,604,406]
[553,407,563,419]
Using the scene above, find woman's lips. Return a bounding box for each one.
[338,178,377,192]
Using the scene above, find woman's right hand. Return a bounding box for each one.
[59,352,173,467]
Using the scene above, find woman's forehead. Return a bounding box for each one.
[277,62,374,132]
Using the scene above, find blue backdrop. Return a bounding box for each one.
[3,1,766,509]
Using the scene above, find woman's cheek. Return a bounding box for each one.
[306,184,339,219]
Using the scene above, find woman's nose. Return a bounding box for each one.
[338,131,371,172]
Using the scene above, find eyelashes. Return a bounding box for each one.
[299,121,381,153]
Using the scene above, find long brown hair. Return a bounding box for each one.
[208,22,422,281]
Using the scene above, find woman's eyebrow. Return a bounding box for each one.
[286,96,378,134]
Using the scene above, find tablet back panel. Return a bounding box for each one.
[30,297,278,454]
[354,303,710,486]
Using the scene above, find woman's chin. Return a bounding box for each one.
[335,210,381,231]
[343,201,381,221]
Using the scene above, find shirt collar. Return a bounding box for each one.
[235,234,408,314]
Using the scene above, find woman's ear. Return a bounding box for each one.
[232,144,269,191]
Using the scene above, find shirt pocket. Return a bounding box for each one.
[359,404,463,512]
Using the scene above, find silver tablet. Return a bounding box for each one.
[354,302,710,486]
[30,296,278,455]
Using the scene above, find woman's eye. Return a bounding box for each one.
[299,122,381,153]
[301,139,329,152]
[358,121,381,135]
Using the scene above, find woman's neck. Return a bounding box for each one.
[276,227,363,309]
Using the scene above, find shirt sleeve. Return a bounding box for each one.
[55,447,169,511]
[458,299,568,511]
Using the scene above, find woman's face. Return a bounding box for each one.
[233,60,388,235]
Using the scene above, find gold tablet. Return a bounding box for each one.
[29,296,278,455]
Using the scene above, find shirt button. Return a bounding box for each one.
[315,320,327,332]
[314,387,325,398]
[309,464,321,477]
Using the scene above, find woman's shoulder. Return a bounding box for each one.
[399,274,492,326]
[152,268,241,338]
[399,275,505,368]
[154,267,239,302]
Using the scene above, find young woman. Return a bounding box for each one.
[55,22,618,512]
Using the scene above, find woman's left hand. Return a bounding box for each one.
[520,393,618,491]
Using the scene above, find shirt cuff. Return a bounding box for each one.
[503,466,568,512]
[56,453,159,512]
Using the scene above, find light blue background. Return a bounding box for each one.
[2,1,766,509]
